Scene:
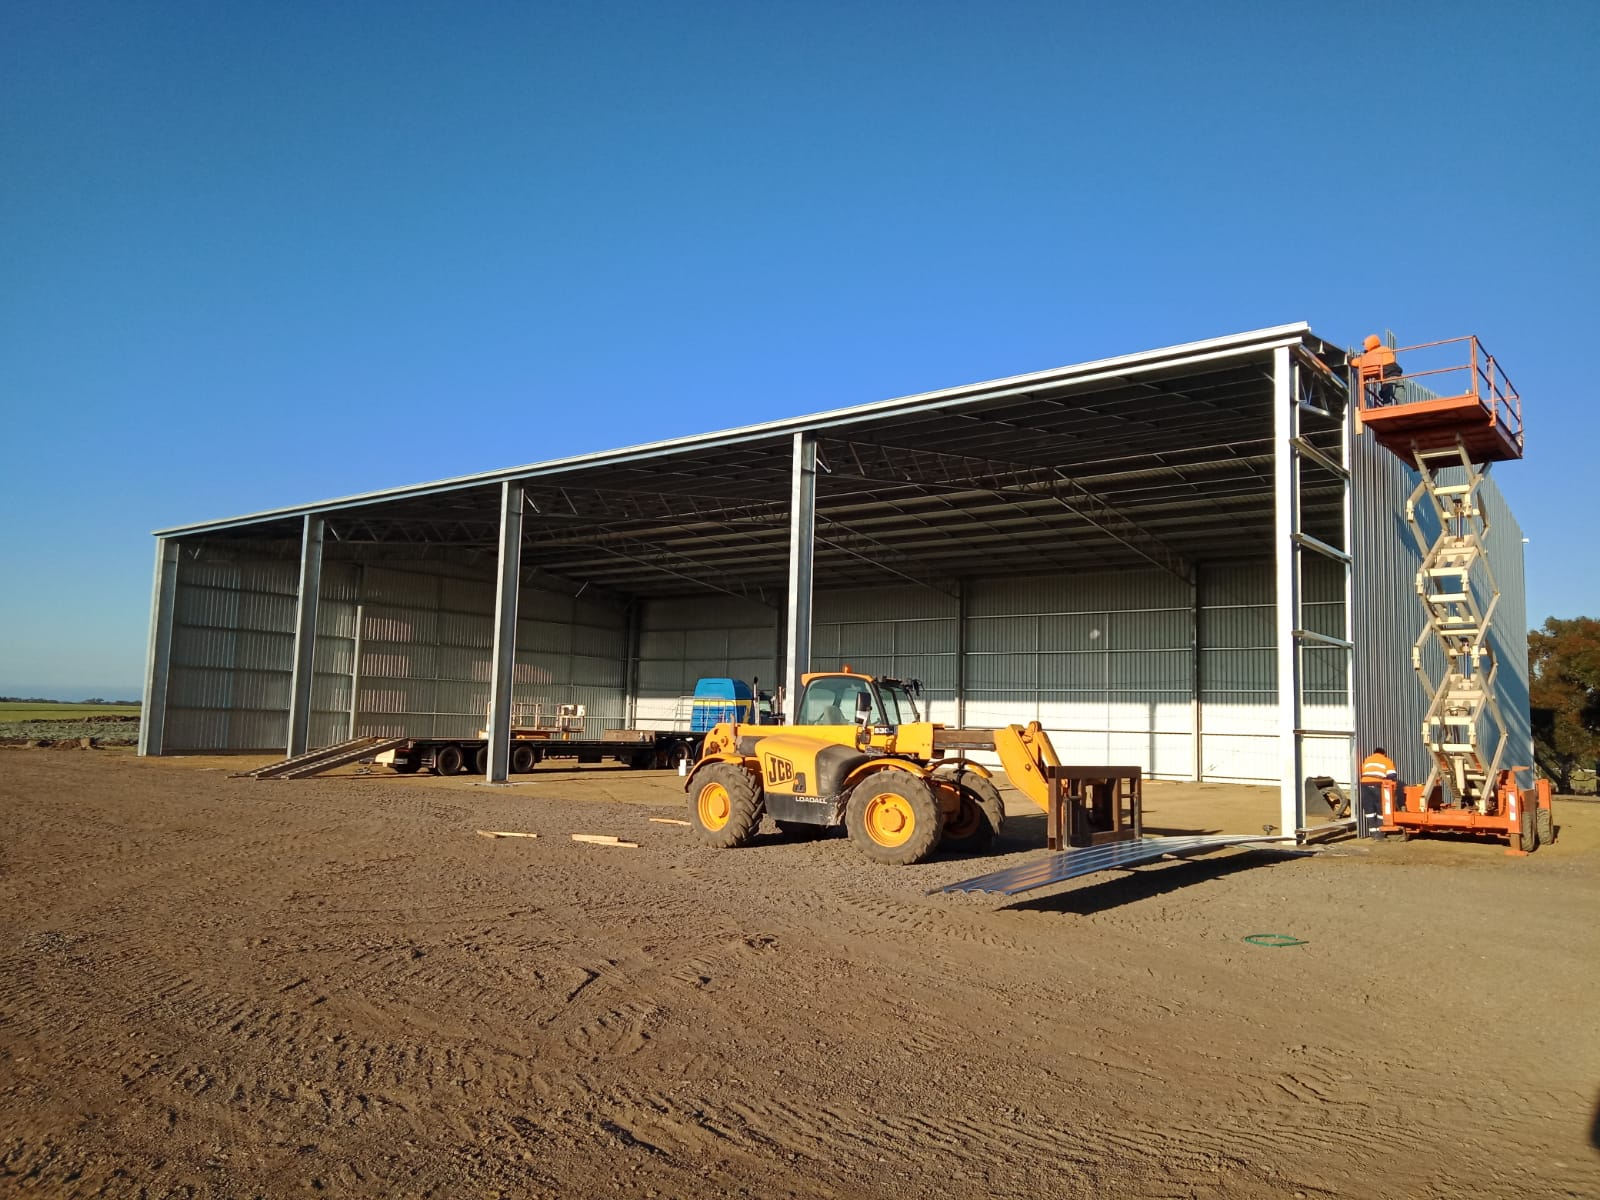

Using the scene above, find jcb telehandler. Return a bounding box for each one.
[683,668,1064,865]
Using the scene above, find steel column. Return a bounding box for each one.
[286,516,325,757]
[623,600,643,728]
[348,601,365,740]
[138,538,180,756]
[1272,347,1301,837]
[955,579,968,729]
[1190,569,1203,782]
[784,433,817,723]
[486,482,525,783]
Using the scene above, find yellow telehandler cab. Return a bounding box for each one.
[683,668,1063,866]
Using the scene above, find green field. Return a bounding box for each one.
[0,702,141,722]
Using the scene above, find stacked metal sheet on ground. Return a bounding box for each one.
[937,834,1301,897]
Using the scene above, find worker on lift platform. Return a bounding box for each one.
[1358,746,1399,836]
[1350,334,1403,406]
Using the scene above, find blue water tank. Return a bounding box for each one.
[691,678,755,732]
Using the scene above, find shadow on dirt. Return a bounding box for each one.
[1000,849,1303,916]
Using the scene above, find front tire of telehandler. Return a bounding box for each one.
[845,773,944,866]
[689,763,764,849]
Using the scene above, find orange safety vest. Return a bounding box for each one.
[1352,345,1397,382]
[1359,752,1397,782]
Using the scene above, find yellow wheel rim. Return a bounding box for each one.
[863,791,916,848]
[698,781,732,831]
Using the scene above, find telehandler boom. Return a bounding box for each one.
[683,668,1064,866]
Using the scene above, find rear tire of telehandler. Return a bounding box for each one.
[846,773,944,866]
[937,768,1005,854]
[690,763,763,849]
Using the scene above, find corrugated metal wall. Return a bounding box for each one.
[1351,440,1530,789]
[333,565,628,741]
[1200,558,1351,784]
[965,571,1198,777]
[814,586,960,723]
[1481,477,1531,773]
[166,555,628,750]
[165,556,300,751]
[634,596,780,728]
[630,571,1320,783]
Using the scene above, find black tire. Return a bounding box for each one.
[629,750,655,770]
[432,744,463,777]
[845,772,944,866]
[473,746,489,775]
[1519,803,1539,854]
[775,819,829,841]
[689,763,764,849]
[937,768,1006,854]
[1536,804,1553,846]
[389,760,420,775]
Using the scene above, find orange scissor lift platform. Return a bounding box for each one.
[1356,336,1552,854]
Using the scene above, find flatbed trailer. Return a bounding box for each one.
[375,728,706,777]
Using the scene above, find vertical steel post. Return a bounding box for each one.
[348,601,365,740]
[623,600,642,729]
[954,580,967,729]
[286,515,324,757]
[1272,347,1302,837]
[1340,359,1358,804]
[139,538,180,756]
[1190,568,1203,782]
[784,433,817,724]
[486,482,525,783]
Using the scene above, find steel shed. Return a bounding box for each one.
[138,322,1532,837]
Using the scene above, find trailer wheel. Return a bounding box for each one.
[690,763,763,848]
[510,744,536,774]
[629,750,654,770]
[937,768,1005,854]
[473,746,489,775]
[1519,804,1539,854]
[1536,804,1553,846]
[432,744,464,777]
[846,772,943,866]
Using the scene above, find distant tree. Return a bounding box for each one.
[1529,616,1600,793]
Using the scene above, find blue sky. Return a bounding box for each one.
[2,1,1595,699]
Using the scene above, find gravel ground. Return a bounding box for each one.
[2,752,1597,1199]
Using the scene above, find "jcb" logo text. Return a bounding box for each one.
[765,754,795,783]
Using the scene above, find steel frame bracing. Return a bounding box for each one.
[1273,346,1357,838]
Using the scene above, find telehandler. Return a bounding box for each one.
[683,668,1064,865]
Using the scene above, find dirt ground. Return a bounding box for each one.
[2,750,1597,1199]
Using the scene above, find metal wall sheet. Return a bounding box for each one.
[1351,437,1435,787]
[1480,477,1530,774]
[814,585,957,623]
[165,549,302,751]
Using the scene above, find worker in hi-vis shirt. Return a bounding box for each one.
[1358,746,1399,836]
[1351,334,1403,407]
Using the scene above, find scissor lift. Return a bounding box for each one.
[1356,336,1552,854]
